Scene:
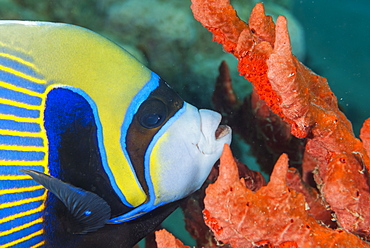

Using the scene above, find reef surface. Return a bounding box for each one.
[154,1,370,247]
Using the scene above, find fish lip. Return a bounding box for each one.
[196,109,232,155]
[215,124,231,140]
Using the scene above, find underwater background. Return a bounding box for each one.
[1,0,369,246]
[1,0,369,133]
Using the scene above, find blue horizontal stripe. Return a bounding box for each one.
[13,233,45,248]
[0,70,45,93]
[0,103,40,118]
[0,150,45,161]
[0,56,44,79]
[0,215,43,245]
[0,188,45,206]
[0,47,34,64]
[0,86,42,106]
[0,119,41,132]
[0,135,44,146]
[0,200,43,219]
[0,165,45,175]
[0,179,39,190]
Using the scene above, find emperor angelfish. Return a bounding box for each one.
[0,21,232,247]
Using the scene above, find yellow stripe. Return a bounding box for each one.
[0,161,46,166]
[0,195,46,219]
[0,41,31,60]
[1,229,44,248]
[0,185,44,194]
[0,145,46,152]
[0,191,47,209]
[29,240,45,248]
[0,47,48,247]
[0,217,43,237]
[0,81,43,97]
[38,86,49,178]
[0,52,40,72]
[0,129,43,137]
[0,175,33,180]
[0,98,41,110]
[0,65,46,85]
[0,114,41,123]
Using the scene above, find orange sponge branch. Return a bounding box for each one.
[191,0,370,240]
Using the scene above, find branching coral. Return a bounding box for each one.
[202,145,369,247]
[189,0,370,242]
[156,145,370,247]
[213,61,305,174]
[154,1,370,247]
[179,152,265,247]
[155,229,190,248]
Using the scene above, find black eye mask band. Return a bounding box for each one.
[125,78,184,198]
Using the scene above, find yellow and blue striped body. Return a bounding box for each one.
[0,21,231,247]
[0,44,50,247]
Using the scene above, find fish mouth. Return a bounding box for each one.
[196,109,232,155]
[215,124,231,140]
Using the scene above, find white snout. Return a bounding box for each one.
[148,103,232,206]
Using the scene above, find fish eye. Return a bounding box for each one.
[137,99,167,129]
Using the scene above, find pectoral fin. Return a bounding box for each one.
[20,169,111,234]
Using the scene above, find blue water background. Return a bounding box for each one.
[294,0,370,135]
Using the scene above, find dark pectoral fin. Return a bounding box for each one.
[20,169,111,234]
